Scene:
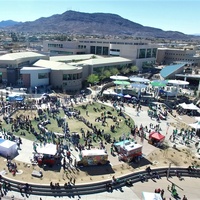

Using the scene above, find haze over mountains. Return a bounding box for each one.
[0,10,196,39]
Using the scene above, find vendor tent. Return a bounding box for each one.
[149,132,165,142]
[36,143,57,155]
[0,139,18,158]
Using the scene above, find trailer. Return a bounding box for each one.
[78,149,108,166]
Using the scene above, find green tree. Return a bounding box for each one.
[103,70,111,78]
[130,65,139,73]
[87,74,99,85]
[120,66,130,75]
[110,68,119,75]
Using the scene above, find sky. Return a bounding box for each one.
[0,0,199,35]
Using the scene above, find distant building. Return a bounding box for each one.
[0,51,133,91]
[43,38,158,70]
[156,46,200,67]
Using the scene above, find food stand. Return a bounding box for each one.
[148,131,165,147]
[34,143,60,166]
[78,149,108,166]
[114,140,143,162]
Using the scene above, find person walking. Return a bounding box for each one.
[182,195,188,200]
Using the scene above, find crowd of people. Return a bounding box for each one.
[0,86,199,199]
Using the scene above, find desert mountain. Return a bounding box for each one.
[2,11,192,39]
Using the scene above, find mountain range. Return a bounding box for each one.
[0,11,195,39]
[0,20,21,27]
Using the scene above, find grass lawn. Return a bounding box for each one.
[2,102,134,144]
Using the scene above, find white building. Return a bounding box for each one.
[43,38,158,70]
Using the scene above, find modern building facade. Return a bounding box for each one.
[0,51,142,92]
[20,67,51,88]
[33,60,83,91]
[43,39,158,70]
[156,46,200,67]
[0,52,48,85]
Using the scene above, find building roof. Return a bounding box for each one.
[73,56,132,66]
[160,63,185,79]
[33,59,81,70]
[0,51,46,61]
[50,54,103,62]
[20,67,51,74]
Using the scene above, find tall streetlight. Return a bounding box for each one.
[35,86,37,98]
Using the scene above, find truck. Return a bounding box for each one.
[114,140,142,162]
[78,149,108,166]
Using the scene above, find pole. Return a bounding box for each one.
[167,163,171,180]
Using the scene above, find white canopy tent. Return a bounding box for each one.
[0,139,18,158]
[179,103,199,110]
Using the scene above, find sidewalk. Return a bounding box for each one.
[2,177,200,200]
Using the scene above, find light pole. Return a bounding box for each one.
[167,162,172,180]
[35,86,37,98]
[64,115,67,138]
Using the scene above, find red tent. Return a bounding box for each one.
[149,131,165,142]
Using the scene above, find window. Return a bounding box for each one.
[146,49,152,58]
[152,48,157,58]
[90,46,95,54]
[96,46,102,55]
[38,73,48,79]
[139,49,146,59]
[73,74,77,80]
[103,47,109,55]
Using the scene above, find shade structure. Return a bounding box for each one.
[114,80,130,85]
[151,80,168,87]
[110,75,128,81]
[131,83,147,89]
[168,79,189,86]
[124,94,132,98]
[129,76,150,83]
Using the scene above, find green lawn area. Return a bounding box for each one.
[2,102,134,144]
